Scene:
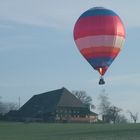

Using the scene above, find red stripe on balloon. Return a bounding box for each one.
[74,16,125,40]
[82,51,119,59]
[80,47,120,59]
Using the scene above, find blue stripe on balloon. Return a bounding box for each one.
[80,8,117,18]
[87,57,114,68]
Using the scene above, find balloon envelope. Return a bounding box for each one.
[73,7,125,76]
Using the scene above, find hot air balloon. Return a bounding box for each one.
[73,7,125,85]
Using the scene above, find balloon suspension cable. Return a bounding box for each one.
[99,76,105,85]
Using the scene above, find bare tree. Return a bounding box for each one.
[127,110,138,123]
[72,90,95,109]
[108,106,122,124]
[98,93,127,124]
[0,97,6,115]
[6,103,18,111]
[116,114,128,124]
[98,93,111,116]
[0,97,18,115]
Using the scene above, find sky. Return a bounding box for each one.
[0,0,140,121]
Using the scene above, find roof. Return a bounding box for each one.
[19,87,87,117]
[57,88,86,108]
[90,111,98,116]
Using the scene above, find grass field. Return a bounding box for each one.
[0,122,140,140]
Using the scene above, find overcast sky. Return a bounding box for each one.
[0,0,140,121]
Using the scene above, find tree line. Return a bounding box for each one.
[72,90,139,124]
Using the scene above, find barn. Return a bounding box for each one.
[6,87,98,123]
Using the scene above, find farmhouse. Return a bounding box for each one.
[6,87,98,123]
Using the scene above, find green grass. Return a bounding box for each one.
[0,122,140,140]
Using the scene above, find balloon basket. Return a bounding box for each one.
[99,77,105,85]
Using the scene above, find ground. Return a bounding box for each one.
[0,122,140,140]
